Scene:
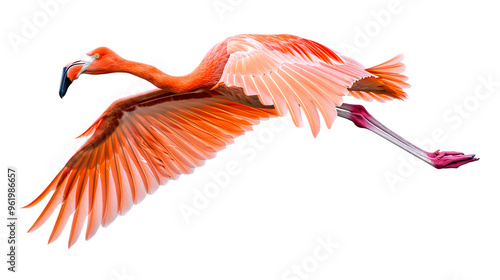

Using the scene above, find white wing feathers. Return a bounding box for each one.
[219,35,373,137]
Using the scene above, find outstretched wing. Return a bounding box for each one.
[217,34,374,137]
[24,89,277,247]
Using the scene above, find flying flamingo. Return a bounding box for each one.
[24,34,477,248]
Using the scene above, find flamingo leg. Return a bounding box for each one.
[336,103,478,169]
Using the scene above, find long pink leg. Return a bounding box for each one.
[336,103,478,169]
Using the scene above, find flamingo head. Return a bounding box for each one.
[59,47,123,98]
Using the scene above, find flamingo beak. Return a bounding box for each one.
[59,67,73,98]
[59,54,95,98]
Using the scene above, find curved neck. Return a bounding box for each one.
[118,59,208,93]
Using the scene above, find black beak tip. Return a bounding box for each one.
[59,67,72,99]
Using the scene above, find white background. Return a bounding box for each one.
[1,0,499,279]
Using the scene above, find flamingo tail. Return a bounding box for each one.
[348,54,410,102]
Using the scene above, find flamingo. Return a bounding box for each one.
[24,34,477,248]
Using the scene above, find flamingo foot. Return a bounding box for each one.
[426,150,479,169]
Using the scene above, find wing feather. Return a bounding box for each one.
[48,150,91,244]
[85,147,104,240]
[117,133,138,212]
[120,123,159,199]
[219,34,373,136]
[25,89,277,247]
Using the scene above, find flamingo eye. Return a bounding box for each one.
[94,53,100,59]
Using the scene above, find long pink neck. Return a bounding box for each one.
[118,59,211,93]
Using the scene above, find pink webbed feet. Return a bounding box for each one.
[426,150,479,169]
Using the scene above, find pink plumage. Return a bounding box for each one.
[24,33,477,248]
